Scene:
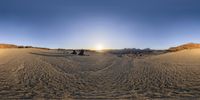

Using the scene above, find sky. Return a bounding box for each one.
[0,0,200,49]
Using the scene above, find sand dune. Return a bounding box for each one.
[0,44,18,48]
[168,43,200,52]
[0,48,200,99]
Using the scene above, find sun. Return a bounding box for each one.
[95,44,104,51]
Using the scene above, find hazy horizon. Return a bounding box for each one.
[1,0,200,49]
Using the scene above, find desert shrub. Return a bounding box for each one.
[18,46,25,48]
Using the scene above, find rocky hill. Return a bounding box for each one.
[0,44,18,48]
[0,43,49,50]
[168,43,200,52]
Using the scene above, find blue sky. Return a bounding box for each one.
[0,0,200,49]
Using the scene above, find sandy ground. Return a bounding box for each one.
[0,48,200,99]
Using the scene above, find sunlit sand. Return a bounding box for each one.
[0,47,200,99]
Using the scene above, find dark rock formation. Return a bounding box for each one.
[71,50,77,55]
[78,50,85,56]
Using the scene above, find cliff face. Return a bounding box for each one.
[168,43,200,52]
[0,44,18,48]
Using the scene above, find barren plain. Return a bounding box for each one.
[0,48,200,99]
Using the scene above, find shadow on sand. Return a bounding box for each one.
[30,52,74,57]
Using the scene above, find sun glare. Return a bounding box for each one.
[96,44,104,51]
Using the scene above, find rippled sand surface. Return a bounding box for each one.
[0,48,200,99]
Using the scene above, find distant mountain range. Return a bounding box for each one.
[1,43,200,52]
[0,44,49,50]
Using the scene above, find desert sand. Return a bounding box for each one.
[0,48,200,99]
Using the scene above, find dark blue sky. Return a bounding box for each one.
[0,0,200,49]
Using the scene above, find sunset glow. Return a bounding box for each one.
[95,44,104,51]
